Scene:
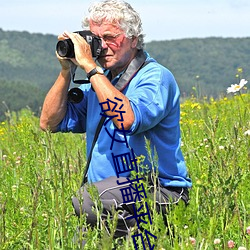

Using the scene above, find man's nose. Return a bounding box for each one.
[101,38,108,49]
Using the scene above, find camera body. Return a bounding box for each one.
[56,30,102,58]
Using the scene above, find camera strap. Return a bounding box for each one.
[81,50,150,186]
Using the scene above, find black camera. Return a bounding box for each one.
[56,30,102,58]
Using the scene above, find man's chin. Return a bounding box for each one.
[98,59,113,69]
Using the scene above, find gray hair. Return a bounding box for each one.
[82,0,145,49]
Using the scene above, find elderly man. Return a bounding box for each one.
[40,0,192,244]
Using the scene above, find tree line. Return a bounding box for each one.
[0,28,249,120]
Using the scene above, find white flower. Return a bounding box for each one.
[227,79,248,93]
[238,247,246,250]
[214,238,221,244]
[244,130,250,136]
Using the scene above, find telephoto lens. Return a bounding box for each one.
[56,39,75,58]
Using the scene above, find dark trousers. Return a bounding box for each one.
[72,176,189,239]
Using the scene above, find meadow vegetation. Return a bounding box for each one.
[0,90,249,249]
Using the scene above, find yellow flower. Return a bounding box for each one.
[237,67,243,73]
[191,103,201,109]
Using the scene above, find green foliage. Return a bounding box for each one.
[0,79,46,121]
[0,29,62,121]
[0,29,60,88]
[0,93,249,249]
[0,109,85,249]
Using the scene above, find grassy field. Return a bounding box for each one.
[0,91,249,249]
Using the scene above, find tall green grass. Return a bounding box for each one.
[0,93,249,249]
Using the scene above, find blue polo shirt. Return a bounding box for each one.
[58,52,192,188]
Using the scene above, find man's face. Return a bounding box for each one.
[89,20,138,73]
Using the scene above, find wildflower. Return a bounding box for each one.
[12,185,18,192]
[196,180,202,185]
[20,207,25,214]
[218,145,224,150]
[238,247,246,250]
[228,240,235,248]
[191,103,201,109]
[237,67,243,73]
[42,213,48,221]
[214,238,221,244]
[227,79,248,93]
[246,226,250,235]
[189,237,196,246]
[244,130,250,136]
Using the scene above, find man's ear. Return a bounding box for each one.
[131,36,139,48]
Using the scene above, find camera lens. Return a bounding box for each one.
[56,39,74,58]
[68,88,84,103]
